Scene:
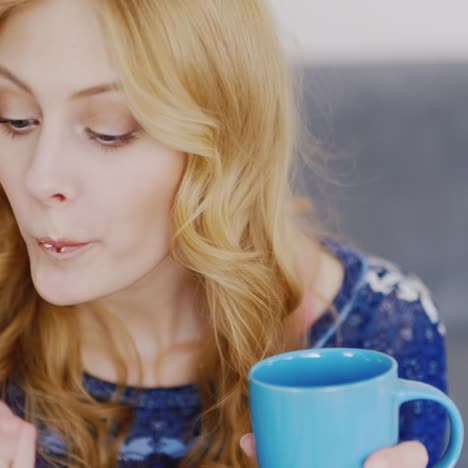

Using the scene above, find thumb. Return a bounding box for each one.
[364,441,428,468]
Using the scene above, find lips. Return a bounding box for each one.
[36,237,90,248]
[34,236,95,258]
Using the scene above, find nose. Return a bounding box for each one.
[24,134,76,207]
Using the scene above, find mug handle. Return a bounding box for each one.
[396,378,464,468]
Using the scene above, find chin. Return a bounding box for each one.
[30,275,94,307]
[33,287,87,307]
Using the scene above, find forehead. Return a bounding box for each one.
[0,0,119,102]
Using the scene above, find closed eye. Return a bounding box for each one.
[84,127,139,151]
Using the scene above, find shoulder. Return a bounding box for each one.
[340,248,447,388]
[310,239,446,354]
[360,253,446,337]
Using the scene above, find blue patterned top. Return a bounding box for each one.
[10,238,449,467]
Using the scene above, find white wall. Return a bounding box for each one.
[268,0,468,64]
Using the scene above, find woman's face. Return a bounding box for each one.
[0,0,187,306]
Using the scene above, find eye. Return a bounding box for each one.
[0,117,139,152]
[0,117,35,138]
[84,128,139,152]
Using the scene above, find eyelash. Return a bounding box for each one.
[0,117,139,152]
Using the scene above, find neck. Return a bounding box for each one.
[76,255,205,386]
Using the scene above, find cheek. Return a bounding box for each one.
[0,180,27,233]
[0,163,16,198]
[101,157,185,251]
[0,155,30,224]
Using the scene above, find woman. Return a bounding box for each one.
[0,0,446,467]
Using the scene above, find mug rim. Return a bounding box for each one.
[248,347,398,392]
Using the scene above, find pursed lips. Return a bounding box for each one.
[35,237,90,248]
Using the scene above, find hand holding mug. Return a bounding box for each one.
[247,348,463,468]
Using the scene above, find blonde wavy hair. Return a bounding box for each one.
[0,0,341,466]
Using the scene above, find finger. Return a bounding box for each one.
[12,422,36,468]
[364,441,429,468]
[0,402,14,418]
[240,433,256,459]
[0,415,22,463]
[0,401,36,467]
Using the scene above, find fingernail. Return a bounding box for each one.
[240,434,248,447]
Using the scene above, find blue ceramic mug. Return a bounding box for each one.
[248,348,464,468]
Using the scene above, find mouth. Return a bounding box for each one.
[35,237,95,259]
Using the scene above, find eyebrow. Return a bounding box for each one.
[0,64,121,99]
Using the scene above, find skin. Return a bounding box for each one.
[0,402,36,468]
[0,0,430,466]
[0,0,203,387]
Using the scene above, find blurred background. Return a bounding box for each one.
[268,0,468,465]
